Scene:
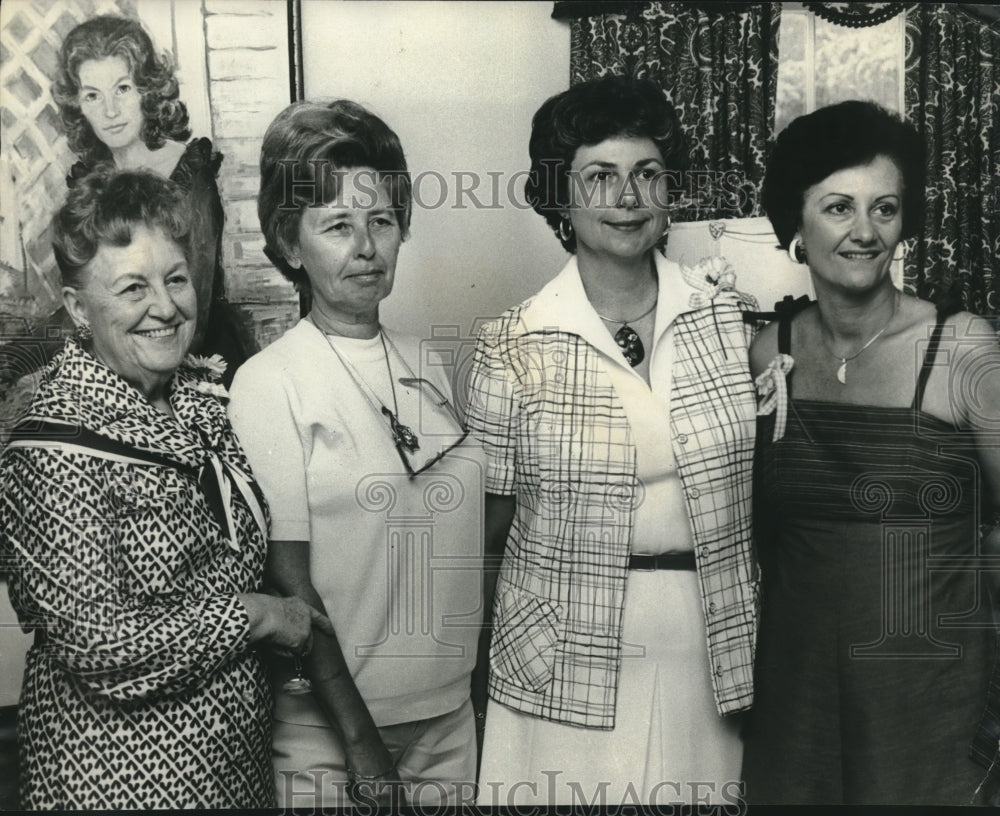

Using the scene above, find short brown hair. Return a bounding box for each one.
[53,166,190,288]
[257,100,412,293]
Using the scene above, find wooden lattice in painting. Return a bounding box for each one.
[0,0,135,321]
[0,0,135,435]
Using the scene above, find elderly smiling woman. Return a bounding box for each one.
[0,167,331,810]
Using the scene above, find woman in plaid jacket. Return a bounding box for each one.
[466,76,758,807]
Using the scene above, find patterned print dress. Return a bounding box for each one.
[0,338,274,809]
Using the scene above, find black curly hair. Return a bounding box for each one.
[762,100,926,249]
[525,75,688,253]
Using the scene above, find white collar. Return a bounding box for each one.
[519,251,705,373]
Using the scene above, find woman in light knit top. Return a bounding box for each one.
[228,99,483,809]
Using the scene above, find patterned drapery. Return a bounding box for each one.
[569,2,780,222]
[904,5,1000,318]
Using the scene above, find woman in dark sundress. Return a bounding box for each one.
[742,100,1000,805]
[53,14,253,384]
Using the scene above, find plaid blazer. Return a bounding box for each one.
[465,255,759,729]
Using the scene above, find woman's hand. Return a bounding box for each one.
[345,762,407,807]
[262,541,404,805]
[238,593,336,653]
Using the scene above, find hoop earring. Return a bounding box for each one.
[656,216,672,248]
[787,237,807,264]
[557,217,574,244]
[76,322,93,342]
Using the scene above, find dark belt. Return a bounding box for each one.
[628,551,697,571]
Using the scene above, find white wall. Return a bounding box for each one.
[300,0,571,341]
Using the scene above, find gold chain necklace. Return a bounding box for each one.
[822,291,899,385]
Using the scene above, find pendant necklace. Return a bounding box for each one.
[310,317,420,453]
[596,298,658,367]
[823,292,899,385]
[378,332,419,453]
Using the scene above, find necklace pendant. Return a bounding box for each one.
[389,413,420,453]
[836,360,847,384]
[614,324,645,367]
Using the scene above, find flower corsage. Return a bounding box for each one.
[680,256,738,310]
[184,353,230,401]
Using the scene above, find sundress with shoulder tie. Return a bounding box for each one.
[742,308,995,805]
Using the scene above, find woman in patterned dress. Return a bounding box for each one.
[467,75,759,807]
[53,14,252,385]
[0,167,333,809]
[742,100,1000,804]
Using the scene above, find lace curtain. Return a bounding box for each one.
[568,2,780,222]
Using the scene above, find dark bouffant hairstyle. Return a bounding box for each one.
[762,100,926,249]
[52,15,191,164]
[525,75,688,253]
[53,165,190,288]
[257,99,412,293]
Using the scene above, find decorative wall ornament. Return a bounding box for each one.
[802,3,912,28]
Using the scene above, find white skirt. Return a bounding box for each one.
[478,570,743,807]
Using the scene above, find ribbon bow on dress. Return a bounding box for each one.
[197,450,267,553]
[755,353,795,441]
[180,355,266,551]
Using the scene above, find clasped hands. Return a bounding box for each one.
[266,594,335,658]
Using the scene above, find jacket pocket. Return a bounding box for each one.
[491,587,561,692]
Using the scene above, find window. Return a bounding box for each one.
[775,4,905,135]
